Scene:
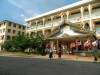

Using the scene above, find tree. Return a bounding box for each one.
[2,40,13,51]
[2,33,46,55]
[29,33,46,55]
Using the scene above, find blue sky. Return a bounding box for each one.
[0,0,79,24]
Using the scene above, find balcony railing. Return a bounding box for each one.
[28,8,100,31]
[45,22,52,28]
[37,24,43,29]
[27,25,37,30]
[68,8,100,23]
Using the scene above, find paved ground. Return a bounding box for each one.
[0,56,100,75]
[0,51,100,62]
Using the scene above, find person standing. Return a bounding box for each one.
[70,42,76,54]
[49,50,53,60]
[58,50,62,58]
[97,39,100,49]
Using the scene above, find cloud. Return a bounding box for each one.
[3,0,79,24]
[7,0,71,17]
[7,0,35,17]
[7,0,24,10]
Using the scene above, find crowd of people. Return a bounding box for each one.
[45,38,100,60]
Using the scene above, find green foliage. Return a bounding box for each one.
[2,41,12,50]
[2,33,46,55]
[94,50,100,58]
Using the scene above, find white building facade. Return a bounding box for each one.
[26,0,100,38]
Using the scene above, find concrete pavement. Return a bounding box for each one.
[0,56,100,75]
[0,52,100,62]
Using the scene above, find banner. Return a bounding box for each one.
[96,27,100,36]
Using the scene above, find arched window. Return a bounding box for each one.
[84,23,90,30]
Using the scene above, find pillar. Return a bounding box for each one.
[0,45,1,51]
[43,18,45,27]
[51,41,54,50]
[26,23,28,35]
[80,7,85,29]
[42,18,45,35]
[57,40,59,51]
[29,21,32,26]
[88,4,93,31]
[51,16,54,27]
[66,11,69,22]
[51,16,54,32]
[35,20,38,33]
[60,12,64,22]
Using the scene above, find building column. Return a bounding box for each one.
[66,11,69,22]
[29,21,32,26]
[50,41,54,50]
[26,23,28,35]
[88,4,93,31]
[0,45,1,51]
[60,12,64,22]
[42,18,45,35]
[35,20,38,33]
[51,16,54,27]
[57,40,59,51]
[43,18,45,27]
[27,21,32,35]
[80,7,85,29]
[51,16,54,32]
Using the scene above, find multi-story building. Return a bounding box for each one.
[0,20,26,50]
[26,0,100,38]
[25,0,100,52]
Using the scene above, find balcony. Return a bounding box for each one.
[68,8,100,23]
[45,22,52,28]
[28,7,100,31]
[27,25,37,31]
[37,24,43,29]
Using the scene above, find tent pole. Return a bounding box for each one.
[57,40,59,51]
